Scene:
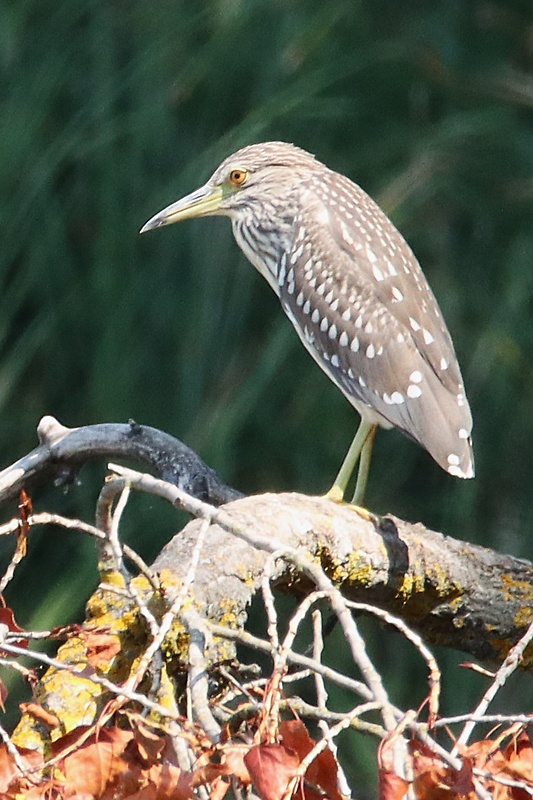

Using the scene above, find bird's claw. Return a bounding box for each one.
[324,487,382,527]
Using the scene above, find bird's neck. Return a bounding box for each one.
[231,210,294,296]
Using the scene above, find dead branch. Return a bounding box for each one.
[0,417,531,669]
[1,438,531,799]
[148,489,533,668]
[0,415,241,507]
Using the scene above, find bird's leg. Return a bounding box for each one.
[352,424,377,506]
[325,418,374,503]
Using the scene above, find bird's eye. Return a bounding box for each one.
[229,169,248,186]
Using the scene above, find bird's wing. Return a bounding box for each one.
[276,187,473,477]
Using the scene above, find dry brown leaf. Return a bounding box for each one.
[126,716,168,764]
[50,623,84,640]
[377,735,409,800]
[410,739,462,800]
[377,769,409,800]
[0,604,29,655]
[0,742,43,794]
[124,763,193,800]
[19,702,61,730]
[245,743,300,800]
[280,719,342,800]
[207,775,232,800]
[447,756,476,796]
[58,726,134,797]
[409,733,533,800]
[64,793,94,800]
[191,762,230,787]
[13,779,62,799]
[502,729,533,785]
[219,745,251,785]
[80,629,121,669]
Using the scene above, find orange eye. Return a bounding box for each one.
[229,168,248,186]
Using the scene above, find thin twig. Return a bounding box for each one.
[108,464,400,733]
[261,557,280,653]
[453,618,533,754]
[312,608,353,799]
[96,479,159,637]
[183,609,221,742]
[345,600,441,723]
[0,511,159,590]
[0,717,35,781]
[208,622,372,699]
[435,713,533,727]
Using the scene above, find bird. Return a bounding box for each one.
[141,142,474,506]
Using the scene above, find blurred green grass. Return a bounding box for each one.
[1,0,533,791]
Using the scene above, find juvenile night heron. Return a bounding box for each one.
[141,142,474,504]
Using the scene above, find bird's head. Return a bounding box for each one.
[140,142,318,232]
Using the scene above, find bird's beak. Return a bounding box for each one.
[140,183,224,233]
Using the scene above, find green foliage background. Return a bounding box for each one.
[1,0,533,792]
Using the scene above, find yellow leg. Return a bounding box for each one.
[325,418,375,503]
[352,424,377,505]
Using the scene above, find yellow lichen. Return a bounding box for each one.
[396,571,426,600]
[514,605,533,628]
[12,636,104,749]
[501,573,533,604]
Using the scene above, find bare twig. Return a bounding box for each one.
[312,608,352,799]
[0,717,35,781]
[435,713,533,727]
[345,600,441,723]
[453,618,533,754]
[208,622,372,699]
[183,609,221,742]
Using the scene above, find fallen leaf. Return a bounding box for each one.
[125,763,193,800]
[410,739,456,800]
[127,715,168,764]
[219,744,251,784]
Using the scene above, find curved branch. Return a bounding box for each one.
[0,415,241,507]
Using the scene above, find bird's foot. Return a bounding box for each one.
[324,485,344,504]
[323,487,382,527]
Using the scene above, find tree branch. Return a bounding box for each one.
[149,490,533,668]
[0,415,241,507]
[1,417,532,669]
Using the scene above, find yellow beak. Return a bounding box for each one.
[140,184,224,233]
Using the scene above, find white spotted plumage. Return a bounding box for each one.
[164,141,475,480]
[275,172,474,478]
